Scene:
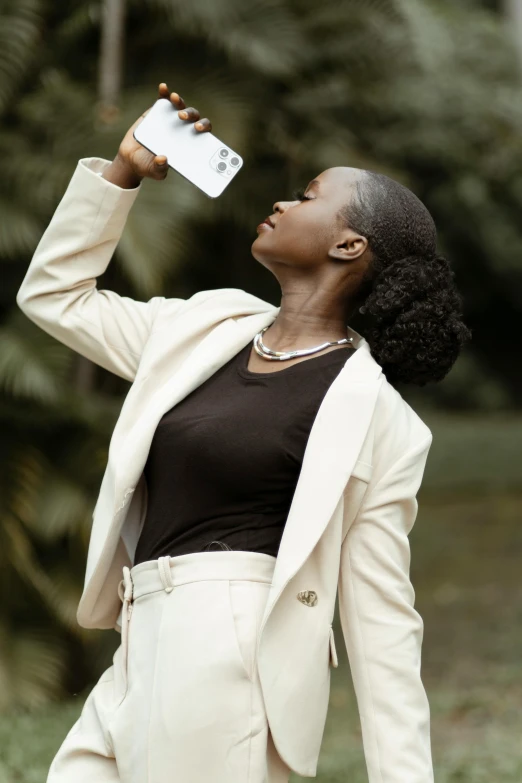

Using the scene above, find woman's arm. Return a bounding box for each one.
[16,156,167,381]
[16,82,215,382]
[338,434,434,783]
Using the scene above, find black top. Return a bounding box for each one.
[134,340,352,565]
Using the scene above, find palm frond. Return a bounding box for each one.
[0,317,72,404]
[0,0,45,114]
[54,1,99,43]
[0,622,67,710]
[144,0,307,76]
[0,209,42,261]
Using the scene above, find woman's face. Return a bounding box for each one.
[251,167,366,272]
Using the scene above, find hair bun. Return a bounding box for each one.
[363,254,472,386]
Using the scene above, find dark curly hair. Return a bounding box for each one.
[339,171,472,387]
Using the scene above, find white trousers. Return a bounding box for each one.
[47,550,291,783]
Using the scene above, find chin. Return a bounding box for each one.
[250,237,266,259]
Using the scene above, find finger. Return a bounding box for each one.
[158,82,170,98]
[178,106,200,122]
[194,117,212,133]
[170,91,186,110]
[151,155,169,180]
[157,83,186,110]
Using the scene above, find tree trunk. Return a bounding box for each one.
[74,0,126,392]
[97,0,126,123]
[504,0,522,77]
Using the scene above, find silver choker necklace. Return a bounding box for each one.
[253,325,354,361]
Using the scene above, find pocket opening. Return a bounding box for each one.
[226,581,256,682]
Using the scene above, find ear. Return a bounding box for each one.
[328,230,368,262]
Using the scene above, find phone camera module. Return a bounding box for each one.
[217,161,227,172]
[230,157,240,167]
[219,149,229,159]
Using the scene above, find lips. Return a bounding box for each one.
[256,216,274,233]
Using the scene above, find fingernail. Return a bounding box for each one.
[179,111,188,119]
[195,122,203,129]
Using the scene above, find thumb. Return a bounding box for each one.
[154,155,168,167]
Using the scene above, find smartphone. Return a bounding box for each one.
[133,98,244,198]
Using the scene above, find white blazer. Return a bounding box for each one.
[16,156,434,781]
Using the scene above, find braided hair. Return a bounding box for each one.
[340,171,472,386]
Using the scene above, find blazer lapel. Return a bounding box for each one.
[258,340,383,630]
[113,308,280,500]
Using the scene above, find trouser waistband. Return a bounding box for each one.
[118,550,277,605]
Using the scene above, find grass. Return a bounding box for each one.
[1,487,521,781]
[418,410,522,493]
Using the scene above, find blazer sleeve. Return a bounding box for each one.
[337,434,434,783]
[16,156,183,382]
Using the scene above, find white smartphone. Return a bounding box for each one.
[133,97,244,198]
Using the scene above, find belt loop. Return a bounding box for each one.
[158,555,174,593]
[123,565,133,601]
[118,566,133,605]
[118,565,134,682]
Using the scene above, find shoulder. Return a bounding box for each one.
[161,287,278,321]
[371,374,432,474]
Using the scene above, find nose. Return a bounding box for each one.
[272,199,298,215]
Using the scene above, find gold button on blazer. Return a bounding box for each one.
[16,156,435,782]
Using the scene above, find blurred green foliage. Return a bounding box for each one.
[0,0,520,764]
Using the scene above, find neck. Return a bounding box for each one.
[265,291,349,350]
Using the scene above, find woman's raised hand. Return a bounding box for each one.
[103,82,213,189]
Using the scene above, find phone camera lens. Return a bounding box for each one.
[217,161,227,172]
[219,149,229,158]
[230,157,240,167]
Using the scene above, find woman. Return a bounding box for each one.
[17,82,471,783]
